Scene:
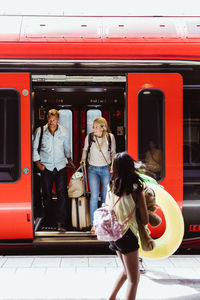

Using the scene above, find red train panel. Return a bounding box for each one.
[128,73,183,237]
[0,73,33,239]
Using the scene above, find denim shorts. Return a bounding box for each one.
[109,228,139,254]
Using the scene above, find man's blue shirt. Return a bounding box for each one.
[33,124,71,171]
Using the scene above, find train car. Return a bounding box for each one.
[0,14,200,251]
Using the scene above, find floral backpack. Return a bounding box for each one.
[93,196,135,241]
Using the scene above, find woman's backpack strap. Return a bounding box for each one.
[107,133,111,152]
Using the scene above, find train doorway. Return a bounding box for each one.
[32,75,126,238]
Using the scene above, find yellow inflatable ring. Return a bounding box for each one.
[139,183,184,259]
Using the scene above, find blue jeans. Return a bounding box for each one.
[88,165,111,225]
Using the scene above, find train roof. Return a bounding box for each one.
[1,16,200,42]
[1,16,200,60]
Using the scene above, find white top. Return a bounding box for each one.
[81,133,116,166]
[106,187,138,237]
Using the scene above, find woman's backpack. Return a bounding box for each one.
[93,196,135,241]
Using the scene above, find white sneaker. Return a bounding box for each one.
[139,257,146,274]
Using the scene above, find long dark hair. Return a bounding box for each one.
[109,152,143,197]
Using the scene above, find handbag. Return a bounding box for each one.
[68,165,84,198]
[93,196,135,241]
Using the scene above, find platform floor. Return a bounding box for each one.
[0,254,200,299]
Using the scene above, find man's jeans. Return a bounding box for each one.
[41,167,68,226]
[88,165,110,225]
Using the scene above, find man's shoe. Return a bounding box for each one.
[57,223,66,232]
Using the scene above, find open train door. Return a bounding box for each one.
[127,73,183,236]
[0,73,33,240]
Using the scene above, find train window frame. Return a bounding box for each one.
[137,88,165,181]
[0,88,21,183]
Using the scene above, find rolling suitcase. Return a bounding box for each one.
[71,164,90,230]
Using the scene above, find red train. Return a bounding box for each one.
[0,15,200,250]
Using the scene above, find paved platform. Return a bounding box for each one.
[0,254,200,299]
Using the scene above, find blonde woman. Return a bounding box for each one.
[80,117,116,232]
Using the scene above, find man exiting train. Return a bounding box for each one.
[33,109,75,232]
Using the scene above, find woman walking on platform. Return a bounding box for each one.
[106,152,149,300]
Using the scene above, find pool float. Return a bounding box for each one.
[138,174,184,259]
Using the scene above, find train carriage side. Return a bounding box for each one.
[0,15,200,250]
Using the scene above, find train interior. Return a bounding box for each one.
[32,75,126,239]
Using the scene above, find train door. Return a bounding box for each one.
[182,87,200,245]
[32,79,125,235]
[0,73,33,239]
[127,73,183,236]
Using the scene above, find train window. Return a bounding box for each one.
[87,109,102,134]
[58,109,73,159]
[138,89,164,181]
[0,89,20,182]
[183,92,200,180]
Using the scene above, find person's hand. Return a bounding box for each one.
[67,158,76,170]
[35,161,45,171]
[80,159,85,165]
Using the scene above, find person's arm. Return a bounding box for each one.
[62,128,76,169]
[67,157,76,170]
[33,128,46,171]
[33,128,41,162]
[137,190,149,225]
[80,135,89,165]
[110,133,116,163]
